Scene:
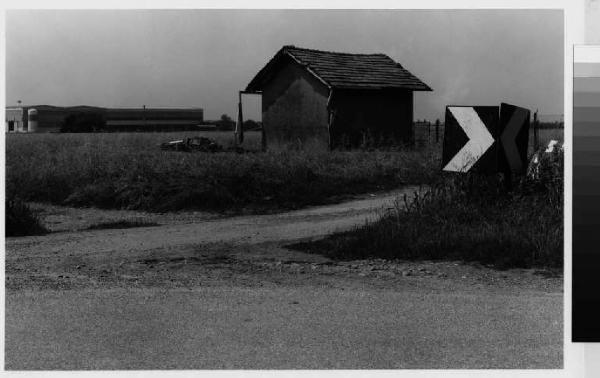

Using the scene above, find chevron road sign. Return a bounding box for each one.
[441,104,531,174]
[499,103,530,174]
[441,106,499,173]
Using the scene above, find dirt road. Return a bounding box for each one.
[7,187,416,257]
[5,186,563,369]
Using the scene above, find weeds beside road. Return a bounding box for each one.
[292,147,563,269]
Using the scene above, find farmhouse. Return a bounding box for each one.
[245,45,432,149]
[4,105,204,133]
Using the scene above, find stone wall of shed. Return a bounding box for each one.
[329,89,414,148]
[261,61,330,150]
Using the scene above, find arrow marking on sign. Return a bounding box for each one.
[501,107,529,172]
[443,107,495,172]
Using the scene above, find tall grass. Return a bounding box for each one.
[291,148,563,269]
[6,132,440,213]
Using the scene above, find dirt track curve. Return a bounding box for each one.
[7,187,417,257]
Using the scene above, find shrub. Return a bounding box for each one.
[86,219,159,230]
[5,197,48,237]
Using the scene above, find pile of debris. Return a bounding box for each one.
[160,137,224,153]
[526,139,563,181]
[520,139,563,197]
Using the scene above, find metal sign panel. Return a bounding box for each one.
[499,103,530,174]
[441,106,499,173]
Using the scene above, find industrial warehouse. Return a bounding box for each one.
[244,45,432,150]
[5,105,204,133]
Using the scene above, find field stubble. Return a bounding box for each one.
[6,131,438,213]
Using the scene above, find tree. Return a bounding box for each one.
[215,114,236,131]
[243,119,261,131]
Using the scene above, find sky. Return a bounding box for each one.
[5,9,564,121]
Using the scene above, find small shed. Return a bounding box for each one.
[244,45,432,150]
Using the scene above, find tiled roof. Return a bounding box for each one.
[246,45,432,92]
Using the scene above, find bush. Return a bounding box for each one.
[243,119,261,131]
[5,197,48,237]
[86,219,159,230]
[215,114,236,131]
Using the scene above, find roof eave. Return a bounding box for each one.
[415,85,433,92]
[330,84,433,91]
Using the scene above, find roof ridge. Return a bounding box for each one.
[283,45,388,57]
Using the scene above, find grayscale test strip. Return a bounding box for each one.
[573,46,600,342]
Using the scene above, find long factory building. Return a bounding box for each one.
[5,105,205,133]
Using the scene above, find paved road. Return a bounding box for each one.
[6,287,561,370]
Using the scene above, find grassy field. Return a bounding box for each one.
[6,131,440,214]
[7,130,563,268]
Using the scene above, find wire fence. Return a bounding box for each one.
[413,113,564,155]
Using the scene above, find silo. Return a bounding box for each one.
[27,108,38,132]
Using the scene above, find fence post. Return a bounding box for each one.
[533,109,540,152]
[428,121,431,142]
[435,119,440,143]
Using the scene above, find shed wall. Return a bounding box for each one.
[261,60,330,150]
[329,89,414,147]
